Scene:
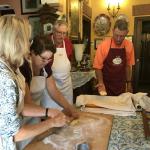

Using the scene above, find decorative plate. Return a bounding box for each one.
[93,14,111,36]
[116,14,129,22]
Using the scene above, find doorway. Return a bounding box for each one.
[133,16,150,93]
[83,15,91,54]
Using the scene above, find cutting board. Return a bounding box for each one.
[24,112,113,150]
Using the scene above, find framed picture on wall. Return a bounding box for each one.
[21,0,41,14]
[29,16,41,39]
[43,23,53,34]
[94,38,103,49]
[66,0,81,40]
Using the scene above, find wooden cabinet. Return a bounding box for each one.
[39,4,59,34]
[133,16,150,93]
[82,15,91,54]
[67,0,92,55]
[67,0,82,40]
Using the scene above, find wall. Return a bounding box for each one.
[0,0,66,18]
[90,0,150,60]
[92,0,150,36]
[0,0,28,18]
[1,0,149,60]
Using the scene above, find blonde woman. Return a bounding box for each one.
[0,15,67,150]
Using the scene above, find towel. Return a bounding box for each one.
[76,94,136,116]
[76,94,136,111]
[131,92,148,111]
[81,106,136,116]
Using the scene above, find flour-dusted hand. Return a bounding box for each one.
[64,105,79,120]
[99,90,107,96]
[48,108,64,118]
[96,83,107,96]
[50,113,68,128]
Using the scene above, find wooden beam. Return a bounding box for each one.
[132,4,150,16]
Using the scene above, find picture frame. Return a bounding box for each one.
[28,16,41,39]
[20,0,41,14]
[94,37,106,49]
[67,0,81,40]
[43,23,53,35]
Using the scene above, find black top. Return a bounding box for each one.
[20,59,52,86]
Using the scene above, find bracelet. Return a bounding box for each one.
[45,108,48,118]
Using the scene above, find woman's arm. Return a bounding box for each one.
[0,74,67,143]
[17,83,68,142]
[46,76,78,118]
[14,112,67,142]
[22,83,64,118]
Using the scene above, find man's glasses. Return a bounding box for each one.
[55,30,67,36]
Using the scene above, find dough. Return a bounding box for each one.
[70,119,80,126]
[99,91,107,96]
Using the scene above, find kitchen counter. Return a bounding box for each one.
[71,70,96,103]
[108,112,150,150]
[71,70,95,89]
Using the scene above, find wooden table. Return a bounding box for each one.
[24,113,113,150]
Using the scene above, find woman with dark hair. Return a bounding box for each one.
[18,35,78,149]
[20,34,77,121]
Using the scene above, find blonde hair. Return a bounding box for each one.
[0,15,31,67]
